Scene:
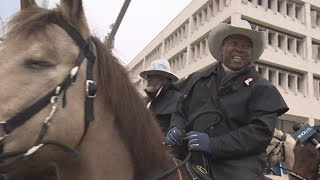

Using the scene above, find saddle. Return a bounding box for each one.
[185,152,213,180]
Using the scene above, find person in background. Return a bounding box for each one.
[140,59,181,134]
[165,20,289,179]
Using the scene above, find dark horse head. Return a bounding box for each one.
[290,124,320,180]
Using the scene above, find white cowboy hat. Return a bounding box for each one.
[208,20,266,62]
[140,59,179,82]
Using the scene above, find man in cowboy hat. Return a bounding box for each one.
[140,58,182,134]
[165,20,289,179]
[140,59,186,159]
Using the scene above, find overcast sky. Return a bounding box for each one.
[0,0,192,64]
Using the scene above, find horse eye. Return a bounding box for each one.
[24,59,55,69]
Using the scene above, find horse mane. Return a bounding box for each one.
[7,7,173,179]
[7,7,61,39]
[91,37,174,179]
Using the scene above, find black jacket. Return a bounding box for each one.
[171,62,289,180]
[148,83,182,134]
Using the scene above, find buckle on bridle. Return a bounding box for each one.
[86,80,97,98]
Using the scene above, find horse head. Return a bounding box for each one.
[0,0,100,177]
[266,128,295,170]
[0,1,180,179]
[290,125,320,180]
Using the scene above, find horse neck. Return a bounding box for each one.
[55,96,134,180]
[54,95,178,180]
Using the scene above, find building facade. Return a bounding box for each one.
[127,0,320,135]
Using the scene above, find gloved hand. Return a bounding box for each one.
[165,127,183,146]
[187,131,211,154]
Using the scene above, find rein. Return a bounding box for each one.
[267,133,287,165]
[152,152,191,180]
[0,15,97,170]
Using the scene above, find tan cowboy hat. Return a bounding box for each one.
[140,59,179,82]
[208,20,266,62]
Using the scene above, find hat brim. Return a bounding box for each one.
[208,23,266,62]
[140,70,179,82]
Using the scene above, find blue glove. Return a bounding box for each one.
[187,131,211,154]
[165,127,183,146]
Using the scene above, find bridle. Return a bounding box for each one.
[0,15,97,170]
[0,14,187,179]
[265,133,316,180]
[267,133,287,166]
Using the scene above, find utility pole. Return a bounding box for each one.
[105,0,131,48]
[0,16,4,41]
[41,0,50,8]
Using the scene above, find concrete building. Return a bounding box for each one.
[127,0,320,135]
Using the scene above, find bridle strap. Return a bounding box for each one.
[288,171,308,180]
[274,133,287,142]
[49,14,96,134]
[48,15,95,61]
[0,139,79,172]
[1,16,96,135]
[2,76,69,134]
[267,133,287,162]
[268,165,308,180]
[0,17,97,169]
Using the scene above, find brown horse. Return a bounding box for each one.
[0,0,185,179]
[289,126,320,180]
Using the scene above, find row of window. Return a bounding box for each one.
[245,0,305,23]
[250,23,305,58]
[255,63,306,96]
[131,45,162,78]
[246,0,320,29]
[190,37,210,63]
[139,1,319,71]
[164,0,231,54]
[144,46,162,69]
[168,0,320,56]
[168,50,188,73]
[164,22,189,53]
[131,61,143,79]
[190,0,231,34]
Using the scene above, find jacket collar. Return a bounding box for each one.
[195,62,252,82]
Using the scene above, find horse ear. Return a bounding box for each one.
[59,0,90,37]
[20,0,38,9]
